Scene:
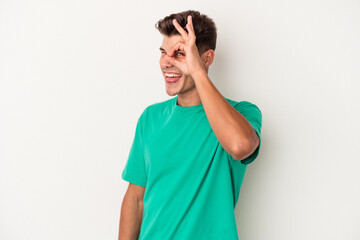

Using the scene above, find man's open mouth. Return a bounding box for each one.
[165,73,182,83]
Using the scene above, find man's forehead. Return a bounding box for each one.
[160,35,184,50]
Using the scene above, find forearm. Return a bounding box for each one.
[193,70,259,159]
[118,194,143,240]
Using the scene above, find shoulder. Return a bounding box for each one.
[224,97,261,112]
[145,97,174,112]
[139,97,175,120]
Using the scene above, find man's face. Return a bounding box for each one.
[159,34,196,96]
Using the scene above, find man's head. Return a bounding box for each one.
[155,10,217,97]
[156,10,217,55]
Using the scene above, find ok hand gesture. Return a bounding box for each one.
[168,15,207,78]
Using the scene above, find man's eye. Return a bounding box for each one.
[176,52,185,56]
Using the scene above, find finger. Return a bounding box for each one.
[169,42,186,56]
[186,15,196,38]
[186,24,196,41]
[172,19,189,40]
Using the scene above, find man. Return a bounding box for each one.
[118,10,262,240]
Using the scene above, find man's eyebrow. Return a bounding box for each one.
[159,47,182,52]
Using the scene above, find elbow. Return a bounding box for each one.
[231,136,259,161]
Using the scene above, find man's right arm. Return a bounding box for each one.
[118,183,146,240]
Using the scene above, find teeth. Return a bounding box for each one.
[165,73,181,77]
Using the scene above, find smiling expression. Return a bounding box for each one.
[159,34,197,97]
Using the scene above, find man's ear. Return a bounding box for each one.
[201,49,215,68]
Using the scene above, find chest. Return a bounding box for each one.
[143,113,219,174]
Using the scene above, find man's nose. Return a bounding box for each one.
[161,54,173,67]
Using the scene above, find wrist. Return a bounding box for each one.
[191,68,208,82]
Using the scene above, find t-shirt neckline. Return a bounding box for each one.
[173,96,204,113]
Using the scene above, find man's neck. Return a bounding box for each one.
[176,91,202,107]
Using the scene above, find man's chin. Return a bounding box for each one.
[165,90,178,96]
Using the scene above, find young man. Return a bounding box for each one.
[119,10,262,240]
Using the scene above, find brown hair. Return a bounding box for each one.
[155,10,217,54]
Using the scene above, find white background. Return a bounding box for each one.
[1,0,359,239]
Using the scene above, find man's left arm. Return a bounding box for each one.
[193,71,259,161]
[171,15,259,161]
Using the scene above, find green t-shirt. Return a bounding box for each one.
[122,95,262,240]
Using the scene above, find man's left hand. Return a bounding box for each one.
[169,15,207,78]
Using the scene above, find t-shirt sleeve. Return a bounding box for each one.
[121,110,148,187]
[229,101,262,165]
